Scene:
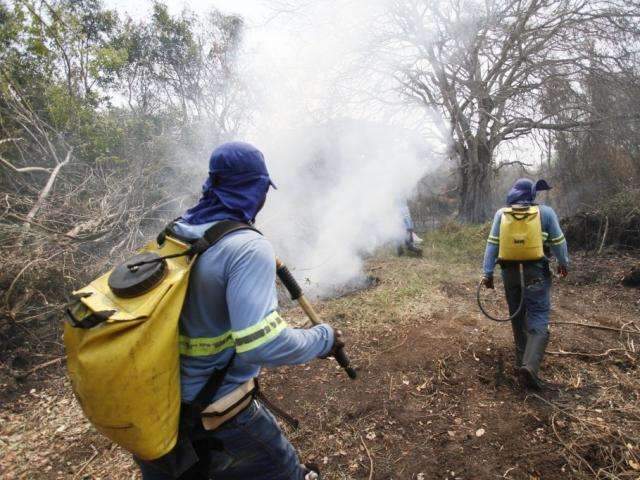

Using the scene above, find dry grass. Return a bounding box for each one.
[2,231,640,479]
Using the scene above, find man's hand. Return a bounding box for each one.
[481,275,494,289]
[320,329,345,359]
[557,265,568,278]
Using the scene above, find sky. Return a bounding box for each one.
[103,0,543,165]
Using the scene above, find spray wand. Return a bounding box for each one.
[276,258,357,380]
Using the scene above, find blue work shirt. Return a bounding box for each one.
[482,204,569,276]
[400,204,414,231]
[172,221,334,403]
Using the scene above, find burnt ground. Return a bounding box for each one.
[1,248,640,479]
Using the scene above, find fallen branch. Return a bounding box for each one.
[8,212,77,238]
[552,321,640,337]
[380,335,409,354]
[597,215,609,254]
[4,250,64,309]
[10,356,66,380]
[546,348,625,357]
[0,138,50,173]
[24,148,72,227]
[359,433,374,480]
[0,154,52,173]
[72,445,99,480]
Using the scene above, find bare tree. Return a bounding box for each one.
[388,0,640,222]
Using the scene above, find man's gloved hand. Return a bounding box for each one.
[320,329,345,359]
[557,265,568,278]
[481,275,494,289]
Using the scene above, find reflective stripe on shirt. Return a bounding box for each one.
[179,331,234,357]
[233,312,287,353]
[549,234,566,246]
[179,311,288,356]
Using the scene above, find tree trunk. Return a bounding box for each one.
[458,142,492,223]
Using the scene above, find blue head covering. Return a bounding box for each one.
[506,178,551,205]
[181,142,276,225]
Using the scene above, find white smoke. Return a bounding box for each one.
[104,0,445,294]
[229,0,446,295]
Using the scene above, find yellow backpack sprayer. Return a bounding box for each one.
[64,220,356,466]
[477,205,544,322]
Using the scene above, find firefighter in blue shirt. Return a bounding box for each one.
[481,179,569,390]
[138,142,340,479]
[397,202,423,256]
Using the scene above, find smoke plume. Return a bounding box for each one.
[220,0,446,295]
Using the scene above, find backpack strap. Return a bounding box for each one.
[188,220,260,256]
[142,221,262,477]
[129,220,260,270]
[182,220,262,412]
[191,352,237,413]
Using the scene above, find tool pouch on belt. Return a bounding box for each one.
[202,378,256,431]
[152,378,264,477]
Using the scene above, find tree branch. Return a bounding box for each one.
[23,148,72,227]
[495,160,531,171]
[0,154,52,174]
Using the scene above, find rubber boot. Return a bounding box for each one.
[518,330,549,390]
[510,316,527,368]
[305,463,321,480]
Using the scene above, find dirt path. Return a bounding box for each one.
[2,249,639,479]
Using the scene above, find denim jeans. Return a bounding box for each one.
[501,261,552,333]
[138,400,307,480]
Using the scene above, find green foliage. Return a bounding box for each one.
[0,0,245,166]
[422,221,491,263]
[91,46,129,79]
[598,189,640,215]
[0,0,247,352]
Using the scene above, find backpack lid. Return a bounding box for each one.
[108,252,168,298]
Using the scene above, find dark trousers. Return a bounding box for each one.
[501,261,552,334]
[138,400,307,480]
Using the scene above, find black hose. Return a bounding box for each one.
[476,263,525,323]
[255,391,299,430]
[127,251,187,271]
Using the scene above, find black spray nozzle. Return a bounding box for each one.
[334,347,357,379]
